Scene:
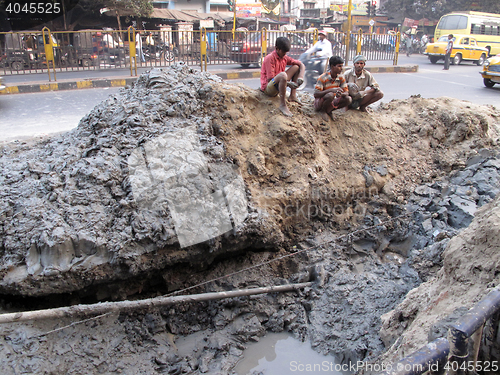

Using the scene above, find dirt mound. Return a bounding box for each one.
[0,65,499,298]
[377,193,500,365]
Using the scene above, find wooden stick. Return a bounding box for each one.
[0,282,313,324]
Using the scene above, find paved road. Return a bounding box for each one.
[0,54,499,143]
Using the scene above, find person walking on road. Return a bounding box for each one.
[260,36,305,117]
[344,55,384,112]
[443,34,454,70]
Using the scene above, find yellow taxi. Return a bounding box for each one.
[424,34,488,66]
[480,54,500,88]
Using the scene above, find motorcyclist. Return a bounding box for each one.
[304,30,333,73]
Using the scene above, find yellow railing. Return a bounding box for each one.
[0,28,398,77]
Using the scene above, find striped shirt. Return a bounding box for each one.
[314,72,348,93]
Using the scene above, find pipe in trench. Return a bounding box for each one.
[0,281,313,324]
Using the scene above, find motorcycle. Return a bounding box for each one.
[297,52,328,91]
[142,43,175,62]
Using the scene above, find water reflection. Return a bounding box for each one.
[234,332,348,375]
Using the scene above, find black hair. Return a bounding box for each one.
[275,37,291,53]
[329,55,344,67]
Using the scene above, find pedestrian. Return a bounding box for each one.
[344,54,384,112]
[405,33,412,56]
[260,36,305,117]
[304,30,333,72]
[443,34,454,70]
[313,55,351,121]
[136,32,145,63]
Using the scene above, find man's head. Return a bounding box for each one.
[448,34,453,39]
[329,55,344,76]
[275,37,291,57]
[318,30,327,40]
[353,54,367,74]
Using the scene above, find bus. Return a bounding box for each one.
[434,11,500,56]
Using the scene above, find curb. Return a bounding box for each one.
[0,65,418,95]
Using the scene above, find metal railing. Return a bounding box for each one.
[378,288,500,375]
[0,28,400,78]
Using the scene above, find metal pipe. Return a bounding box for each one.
[451,289,500,337]
[380,338,450,375]
[447,288,500,375]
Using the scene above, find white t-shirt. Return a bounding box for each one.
[305,38,333,58]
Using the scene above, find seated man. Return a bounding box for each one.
[314,55,351,120]
[261,36,305,117]
[344,55,384,112]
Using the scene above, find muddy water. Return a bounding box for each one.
[234,332,350,375]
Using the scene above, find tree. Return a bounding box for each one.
[382,0,500,21]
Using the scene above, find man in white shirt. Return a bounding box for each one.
[305,30,333,72]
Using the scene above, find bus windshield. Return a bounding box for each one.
[437,15,468,30]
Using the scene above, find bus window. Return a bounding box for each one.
[439,15,468,30]
[471,24,481,34]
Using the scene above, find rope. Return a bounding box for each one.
[165,209,414,298]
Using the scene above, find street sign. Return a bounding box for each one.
[369,19,375,26]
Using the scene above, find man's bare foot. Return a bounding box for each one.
[359,106,368,112]
[288,96,302,105]
[279,105,293,117]
[319,111,330,122]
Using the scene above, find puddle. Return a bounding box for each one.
[234,332,352,375]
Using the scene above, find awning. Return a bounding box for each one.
[150,9,201,22]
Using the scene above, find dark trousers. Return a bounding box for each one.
[444,52,451,70]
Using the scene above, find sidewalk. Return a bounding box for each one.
[0,63,418,95]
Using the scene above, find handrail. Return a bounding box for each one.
[378,288,500,375]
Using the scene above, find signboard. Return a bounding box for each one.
[320,9,328,18]
[236,3,262,17]
[330,3,367,11]
[200,20,215,28]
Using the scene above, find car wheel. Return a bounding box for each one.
[477,54,486,66]
[81,58,92,67]
[429,56,439,64]
[11,61,23,71]
[255,56,264,68]
[484,78,495,88]
[240,63,250,69]
[452,53,462,65]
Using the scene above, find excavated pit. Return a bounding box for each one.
[1,64,500,374]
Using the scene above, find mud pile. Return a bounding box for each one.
[0,64,500,374]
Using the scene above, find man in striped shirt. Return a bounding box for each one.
[314,56,351,120]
